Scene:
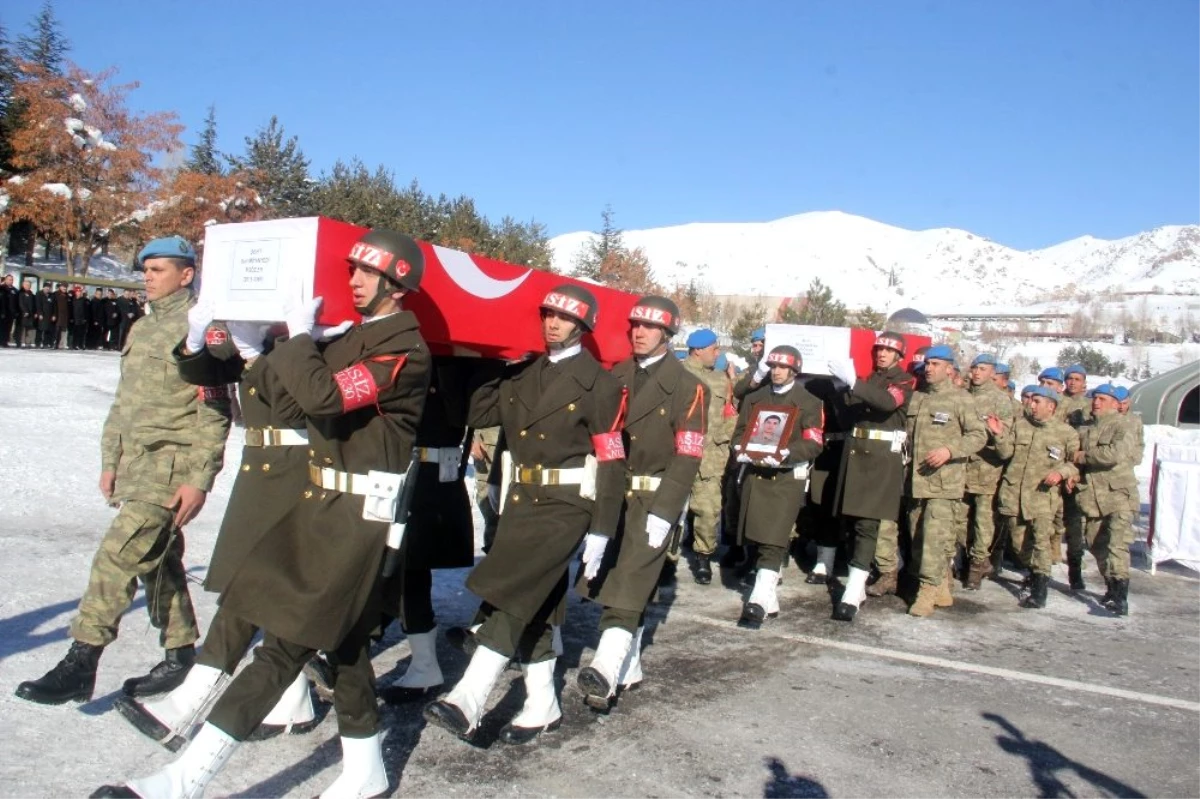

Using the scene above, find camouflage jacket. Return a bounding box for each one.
[101,288,231,506]
[1074,411,1139,518]
[995,414,1079,519]
[1057,392,1091,428]
[906,380,988,500]
[965,381,1015,494]
[682,355,736,480]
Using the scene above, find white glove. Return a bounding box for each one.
[737,452,753,464]
[760,455,782,468]
[753,359,770,384]
[779,448,790,462]
[581,533,609,580]
[828,358,858,386]
[646,514,672,549]
[487,484,500,514]
[226,321,268,361]
[185,299,215,352]
[285,296,323,339]
[314,320,353,342]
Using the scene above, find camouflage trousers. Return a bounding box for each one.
[1084,511,1134,581]
[1004,514,1054,576]
[873,519,900,572]
[69,500,199,649]
[965,491,998,563]
[476,477,500,553]
[688,474,723,556]
[952,499,969,556]
[908,498,956,586]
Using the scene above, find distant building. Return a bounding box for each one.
[886,307,933,337]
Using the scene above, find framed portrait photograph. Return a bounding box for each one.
[740,403,796,461]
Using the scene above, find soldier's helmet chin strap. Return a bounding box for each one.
[357,273,402,317]
[547,325,585,352]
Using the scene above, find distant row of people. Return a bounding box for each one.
[0,275,144,350]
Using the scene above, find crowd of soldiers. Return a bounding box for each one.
[0,274,145,350]
[9,227,1147,799]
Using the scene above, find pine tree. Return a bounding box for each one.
[17,1,69,75]
[779,279,848,327]
[855,306,887,330]
[730,303,767,358]
[0,20,18,172]
[184,105,223,176]
[227,115,312,218]
[573,205,624,280]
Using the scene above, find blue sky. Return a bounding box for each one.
[6,0,1198,249]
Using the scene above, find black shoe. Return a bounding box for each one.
[113,696,182,749]
[576,666,612,704]
[424,699,474,740]
[444,627,478,658]
[719,545,745,570]
[805,571,828,585]
[380,683,444,704]
[303,654,337,699]
[1021,574,1049,609]
[739,602,772,628]
[499,716,561,744]
[657,560,677,588]
[122,645,195,697]
[16,640,102,705]
[1100,577,1114,605]
[89,786,139,798]
[1067,559,1085,591]
[831,602,858,622]
[693,556,713,585]
[1104,579,1129,616]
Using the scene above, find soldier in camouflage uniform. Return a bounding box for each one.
[904,346,987,617]
[992,386,1080,609]
[1056,364,1094,586]
[963,354,1015,589]
[682,328,736,584]
[1072,384,1139,615]
[472,426,501,552]
[17,237,231,707]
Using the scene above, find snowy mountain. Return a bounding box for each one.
[548,211,1200,314]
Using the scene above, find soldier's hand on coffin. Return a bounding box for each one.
[986,414,1005,436]
[827,358,858,387]
[1043,471,1063,487]
[581,533,609,580]
[169,484,207,528]
[487,484,500,514]
[922,446,952,469]
[185,298,215,353]
[226,321,269,360]
[99,470,115,502]
[285,295,323,339]
[736,452,753,464]
[778,448,790,462]
[646,515,672,548]
[314,320,353,342]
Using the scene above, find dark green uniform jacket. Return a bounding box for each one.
[220,312,430,651]
[832,364,914,521]
[577,353,708,611]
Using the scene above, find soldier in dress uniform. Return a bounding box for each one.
[904,346,987,617]
[17,237,231,707]
[94,229,431,799]
[821,332,915,619]
[963,353,1015,589]
[576,297,707,711]
[17,279,37,347]
[732,345,824,626]
[991,386,1080,609]
[425,284,626,744]
[35,281,55,348]
[681,327,735,584]
[0,273,16,346]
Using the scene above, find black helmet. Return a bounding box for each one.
[628,295,681,336]
[540,283,598,332]
[873,330,906,356]
[765,345,803,373]
[347,229,425,314]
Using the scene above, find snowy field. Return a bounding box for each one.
[0,348,1198,798]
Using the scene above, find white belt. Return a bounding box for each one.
[511,466,587,486]
[416,446,461,463]
[851,427,905,442]
[309,464,374,495]
[245,427,309,447]
[628,475,662,492]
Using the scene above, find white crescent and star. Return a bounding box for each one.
[432,245,532,299]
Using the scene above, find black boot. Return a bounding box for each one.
[1100,576,1114,605]
[1067,557,1085,591]
[719,545,745,570]
[693,556,713,585]
[122,645,195,697]
[1021,574,1049,609]
[1104,579,1129,616]
[16,640,103,704]
[831,602,858,622]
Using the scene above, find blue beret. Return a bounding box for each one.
[994,362,1011,375]
[1064,364,1087,378]
[1092,383,1121,400]
[971,353,996,367]
[1113,385,1130,401]
[687,329,718,349]
[715,352,728,372]
[137,236,196,267]
[1039,367,1065,383]
[1027,385,1060,405]
[1007,380,1016,391]
[750,327,766,342]
[925,344,956,365]
[1020,384,1039,396]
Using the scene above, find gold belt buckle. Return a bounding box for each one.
[246,429,264,447]
[544,469,560,486]
[308,463,321,486]
[517,467,538,484]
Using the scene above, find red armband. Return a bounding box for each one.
[887,384,907,407]
[802,427,824,445]
[205,328,227,347]
[334,363,379,412]
[592,432,626,462]
[675,430,705,457]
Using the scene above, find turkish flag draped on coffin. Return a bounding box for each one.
[201,216,638,366]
